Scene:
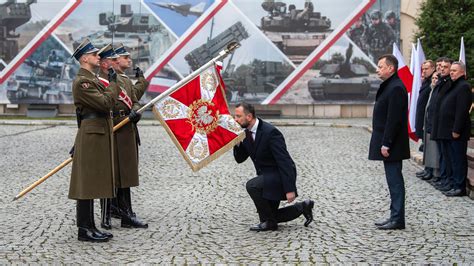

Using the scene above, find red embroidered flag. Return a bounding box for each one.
[153,64,244,171]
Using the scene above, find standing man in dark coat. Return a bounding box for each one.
[436,62,472,196]
[70,39,120,242]
[415,60,435,179]
[429,58,453,190]
[369,54,410,230]
[233,102,314,232]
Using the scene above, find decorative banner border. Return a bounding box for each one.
[0,0,81,84]
[261,0,377,105]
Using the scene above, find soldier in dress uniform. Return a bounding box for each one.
[108,43,149,228]
[69,39,121,242]
[95,44,121,230]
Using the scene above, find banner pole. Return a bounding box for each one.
[13,42,240,201]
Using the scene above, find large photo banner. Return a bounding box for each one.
[0,0,400,105]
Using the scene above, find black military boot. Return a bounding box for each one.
[77,200,109,242]
[90,200,113,239]
[110,196,123,219]
[119,188,148,229]
[100,198,112,230]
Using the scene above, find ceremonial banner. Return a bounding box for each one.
[153,64,245,171]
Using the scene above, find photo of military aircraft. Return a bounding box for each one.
[150,1,206,17]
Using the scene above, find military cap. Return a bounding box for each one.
[98,44,119,59]
[114,43,131,56]
[72,38,99,61]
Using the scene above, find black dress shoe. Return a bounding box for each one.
[374,218,391,226]
[121,215,148,228]
[438,185,453,192]
[377,221,405,230]
[78,227,109,242]
[416,170,427,177]
[302,200,314,227]
[249,221,278,232]
[443,188,466,197]
[421,173,433,181]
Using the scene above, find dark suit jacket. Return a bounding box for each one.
[430,75,452,139]
[234,118,297,201]
[369,73,410,161]
[434,76,472,141]
[415,76,432,139]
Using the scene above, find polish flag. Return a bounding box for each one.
[153,64,244,171]
[460,36,467,76]
[408,39,426,142]
[392,43,417,141]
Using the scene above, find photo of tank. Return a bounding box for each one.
[4,36,78,104]
[307,43,380,101]
[0,0,35,63]
[223,59,293,103]
[260,0,331,64]
[182,20,293,104]
[55,1,176,78]
[185,21,249,71]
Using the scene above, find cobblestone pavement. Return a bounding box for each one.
[0,121,473,264]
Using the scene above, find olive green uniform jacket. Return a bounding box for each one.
[107,69,147,188]
[69,68,120,200]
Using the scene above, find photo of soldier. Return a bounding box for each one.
[348,0,401,64]
[363,9,396,63]
[348,15,367,55]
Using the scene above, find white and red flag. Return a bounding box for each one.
[408,39,426,142]
[392,43,417,141]
[153,64,244,171]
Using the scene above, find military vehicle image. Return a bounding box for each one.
[72,4,172,72]
[307,43,380,101]
[183,21,292,103]
[6,48,78,104]
[185,21,249,71]
[223,59,293,103]
[0,0,36,63]
[260,0,331,63]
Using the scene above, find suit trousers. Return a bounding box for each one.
[446,139,468,190]
[383,161,405,224]
[246,175,303,224]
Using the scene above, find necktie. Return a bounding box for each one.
[245,128,254,145]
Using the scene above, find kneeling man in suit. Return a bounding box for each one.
[233,102,314,231]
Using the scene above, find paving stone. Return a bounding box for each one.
[0,122,473,263]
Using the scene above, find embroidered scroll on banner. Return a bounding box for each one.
[153,65,245,171]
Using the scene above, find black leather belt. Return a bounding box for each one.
[82,112,112,120]
[112,110,130,118]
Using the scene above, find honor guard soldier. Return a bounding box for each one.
[96,44,120,229]
[69,39,121,242]
[105,43,148,228]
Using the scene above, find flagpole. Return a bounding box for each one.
[13,42,240,201]
[113,42,240,130]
